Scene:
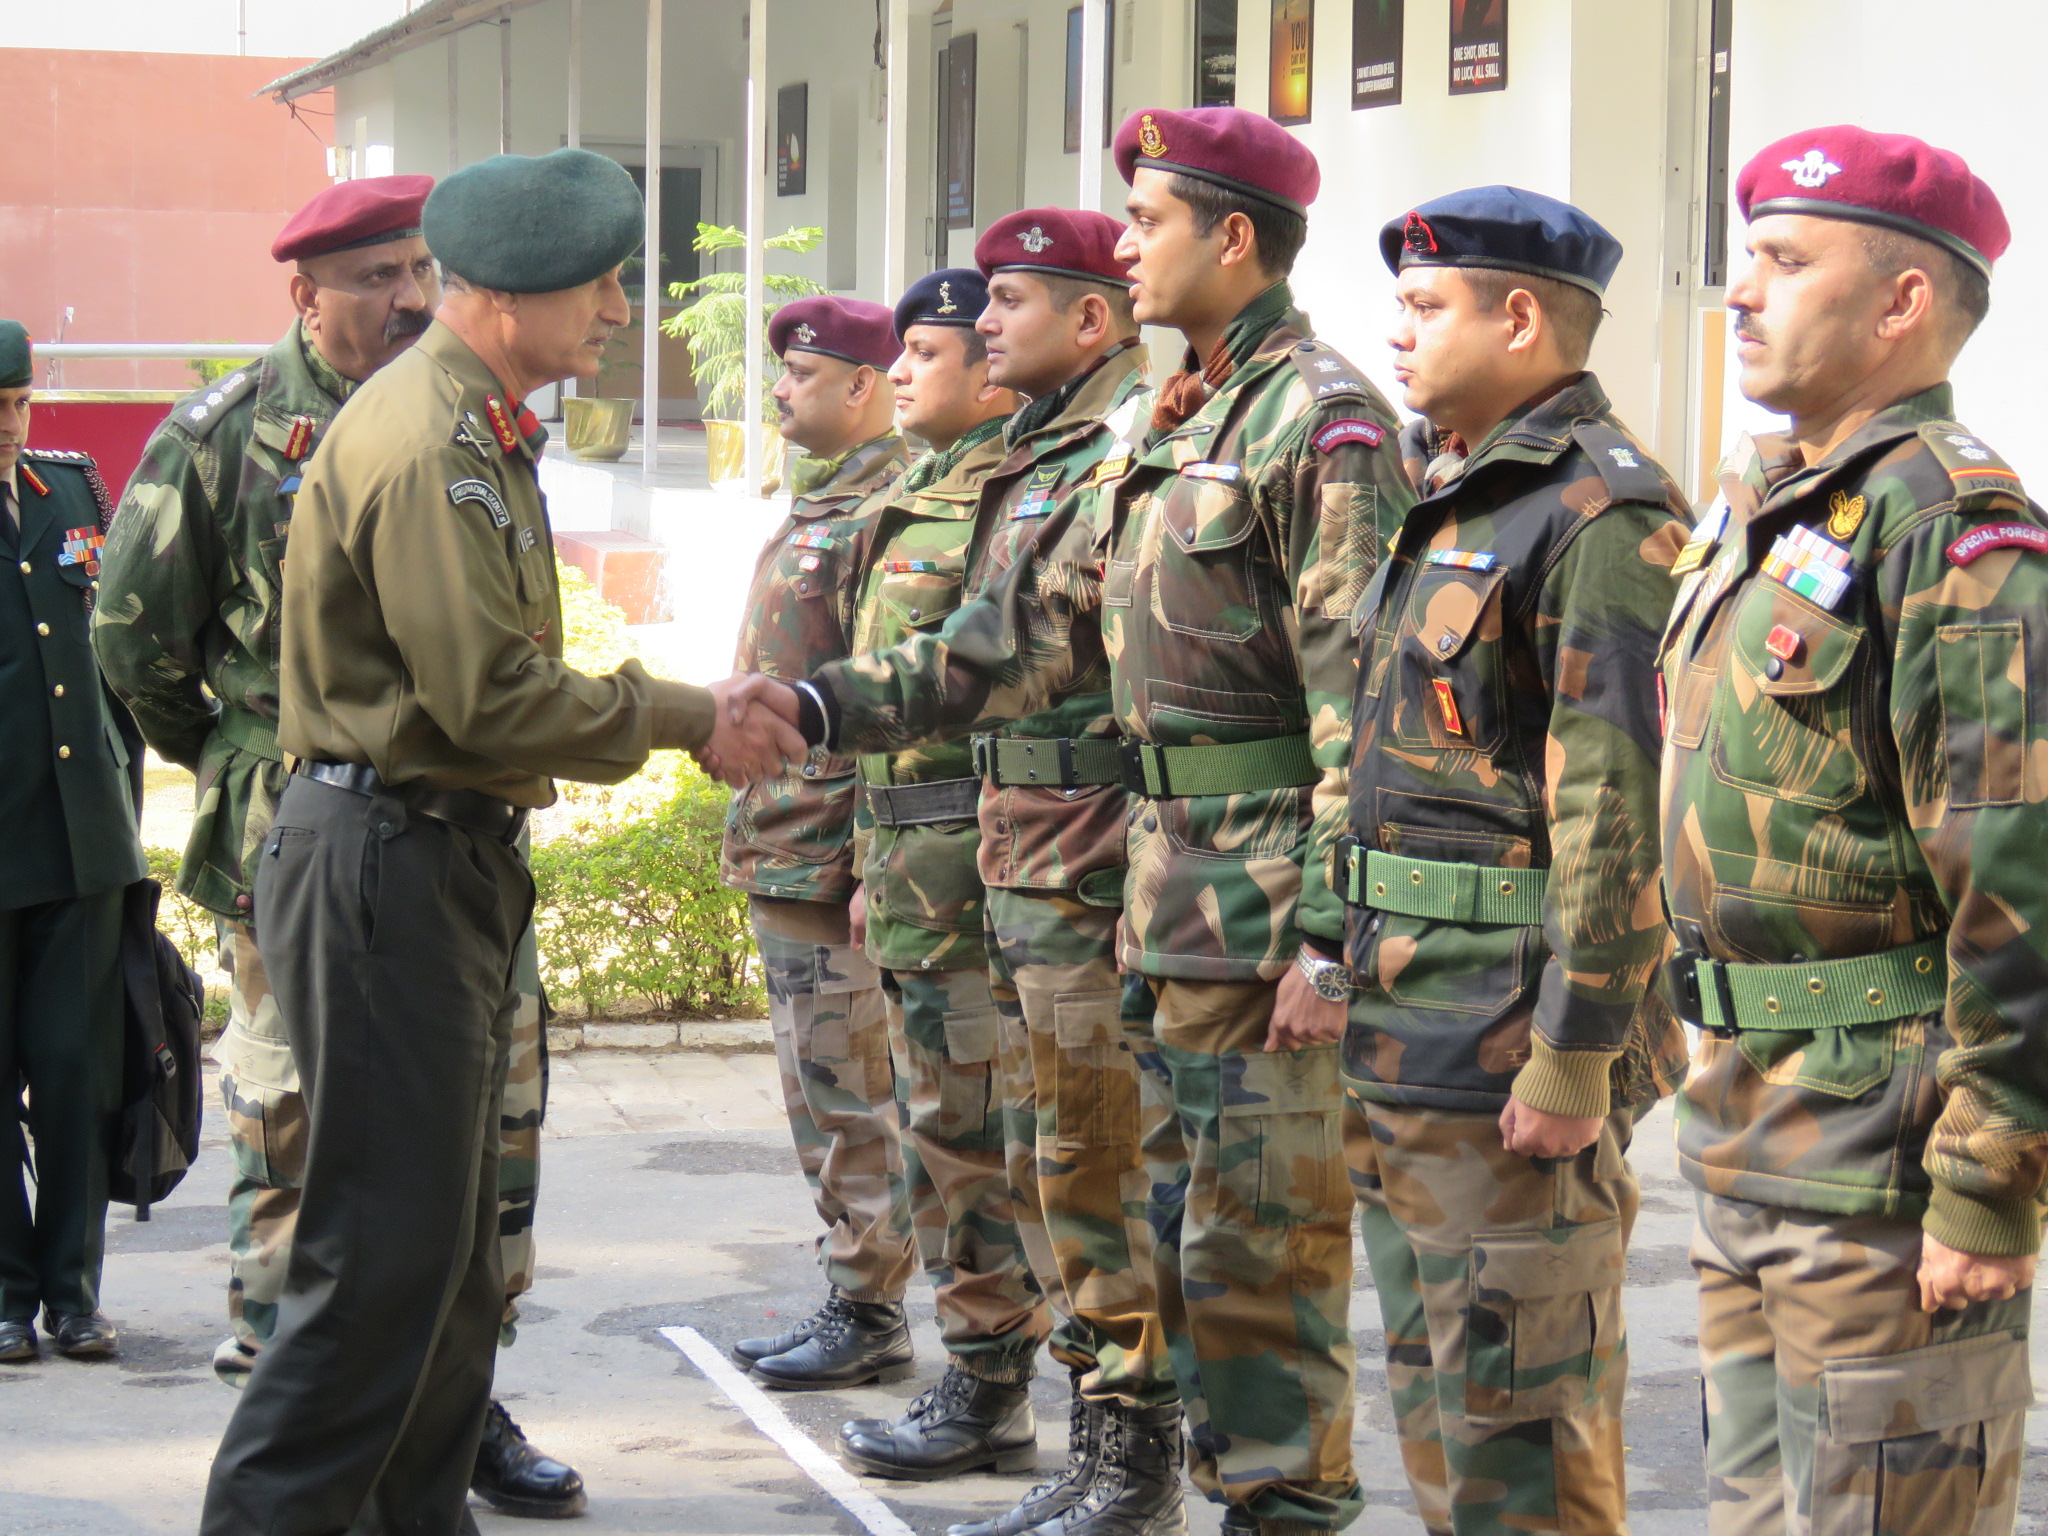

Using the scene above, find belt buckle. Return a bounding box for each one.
[1663,951,1733,1030]
[970,734,993,781]
[1334,834,1363,904]
[1116,741,1163,797]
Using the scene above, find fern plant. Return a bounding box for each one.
[661,222,827,424]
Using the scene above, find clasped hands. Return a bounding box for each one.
[698,674,808,786]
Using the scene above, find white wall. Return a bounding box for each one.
[14,0,410,58]
[1722,0,2048,486]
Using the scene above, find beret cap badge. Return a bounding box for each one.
[794,322,817,344]
[1403,213,1439,256]
[1137,114,1168,158]
[1018,226,1054,253]
[1783,149,1844,189]
[937,282,958,315]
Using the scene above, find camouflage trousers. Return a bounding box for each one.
[984,887,1173,1407]
[886,960,1050,1380]
[752,897,915,1302]
[1136,977,1360,1530]
[1692,1192,2033,1536]
[218,919,546,1354]
[1344,1095,1638,1536]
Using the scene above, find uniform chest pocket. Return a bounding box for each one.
[877,570,963,633]
[1710,586,1865,811]
[1393,565,1511,756]
[776,547,839,604]
[1154,474,1265,642]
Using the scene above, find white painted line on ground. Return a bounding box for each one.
[660,1325,920,1536]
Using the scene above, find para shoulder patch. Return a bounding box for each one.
[1286,339,1373,401]
[178,370,259,439]
[1919,420,2026,506]
[1569,419,1669,507]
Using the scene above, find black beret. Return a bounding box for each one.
[893,269,989,340]
[424,149,643,294]
[0,321,28,390]
[1379,185,1623,296]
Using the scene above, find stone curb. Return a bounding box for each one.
[547,1019,772,1053]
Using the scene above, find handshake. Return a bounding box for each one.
[695,674,811,786]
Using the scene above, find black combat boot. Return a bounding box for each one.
[471,1400,588,1518]
[947,1378,1104,1536]
[1029,1401,1186,1535]
[838,1362,1037,1480]
[751,1295,914,1390]
[731,1289,842,1366]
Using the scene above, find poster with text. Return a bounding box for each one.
[1352,0,1403,108]
[776,83,807,196]
[1449,0,1507,94]
[1269,0,1313,125]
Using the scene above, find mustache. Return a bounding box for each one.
[1732,314,1767,345]
[383,306,432,344]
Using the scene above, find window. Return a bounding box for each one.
[1193,0,1237,107]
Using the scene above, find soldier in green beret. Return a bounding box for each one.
[198,150,801,1534]
[92,174,587,1515]
[0,320,148,1365]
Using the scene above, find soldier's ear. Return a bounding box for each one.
[289,271,321,328]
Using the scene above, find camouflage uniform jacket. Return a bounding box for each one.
[1338,374,1690,1121]
[1661,382,2048,1257]
[815,283,1413,982]
[93,322,353,917]
[852,424,1014,973]
[969,341,1148,896]
[721,431,910,903]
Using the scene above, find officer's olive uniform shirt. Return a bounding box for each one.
[0,453,146,908]
[278,321,714,804]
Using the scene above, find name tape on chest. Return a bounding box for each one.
[1761,523,1852,610]
[1947,522,2048,566]
[448,478,511,528]
[1424,549,1497,572]
[1178,462,1242,484]
[1311,418,1387,454]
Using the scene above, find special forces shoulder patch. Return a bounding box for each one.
[1312,418,1387,454]
[448,477,511,528]
[1947,522,2048,567]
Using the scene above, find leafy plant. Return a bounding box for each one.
[660,222,827,423]
[188,349,258,386]
[145,847,231,1029]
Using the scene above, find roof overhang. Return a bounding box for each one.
[260,0,553,102]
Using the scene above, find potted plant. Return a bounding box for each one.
[662,222,826,490]
[564,330,637,462]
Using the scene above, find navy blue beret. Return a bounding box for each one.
[894,269,989,340]
[1379,185,1623,296]
[425,149,643,294]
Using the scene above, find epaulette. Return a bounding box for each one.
[1918,420,2028,509]
[24,447,115,526]
[1569,419,1671,507]
[1286,338,1375,403]
[178,369,260,439]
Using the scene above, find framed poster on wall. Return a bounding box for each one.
[1269,0,1313,125]
[1449,0,1507,94]
[1352,0,1402,109]
[776,83,807,196]
[941,33,977,230]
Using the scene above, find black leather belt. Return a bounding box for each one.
[863,776,981,828]
[295,760,529,843]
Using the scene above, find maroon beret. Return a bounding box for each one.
[976,208,1129,285]
[1112,106,1319,219]
[1737,126,2009,277]
[272,175,435,263]
[768,296,899,370]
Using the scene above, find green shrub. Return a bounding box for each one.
[529,776,762,1020]
[144,847,231,1025]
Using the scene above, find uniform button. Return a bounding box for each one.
[56,745,71,760]
[235,894,253,911]
[918,958,933,970]
[17,561,28,574]
[36,622,50,637]
[797,581,811,595]
[1764,656,1785,681]
[1185,527,1196,540]
[909,607,922,619]
[90,580,99,590]
[801,764,818,777]
[51,683,64,698]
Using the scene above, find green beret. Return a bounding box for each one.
[424,149,645,294]
[0,321,30,390]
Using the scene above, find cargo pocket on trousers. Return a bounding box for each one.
[1215,1045,1342,1229]
[1811,1329,2034,1536]
[1052,990,1139,1149]
[1464,1217,1626,1423]
[931,1003,999,1141]
[805,942,880,1063]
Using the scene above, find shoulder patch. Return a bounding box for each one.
[1919,420,2026,504]
[1287,339,1373,401]
[1569,419,1670,507]
[178,370,259,439]
[448,478,511,528]
[1947,522,2048,566]
[1311,418,1387,454]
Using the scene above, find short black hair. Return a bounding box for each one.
[1039,274,1140,336]
[1456,267,1606,370]
[1859,228,1991,350]
[960,328,989,367]
[1168,174,1307,278]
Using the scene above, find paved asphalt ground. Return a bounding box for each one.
[4,1047,2045,1535]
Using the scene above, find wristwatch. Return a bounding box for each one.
[1294,948,1353,1003]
